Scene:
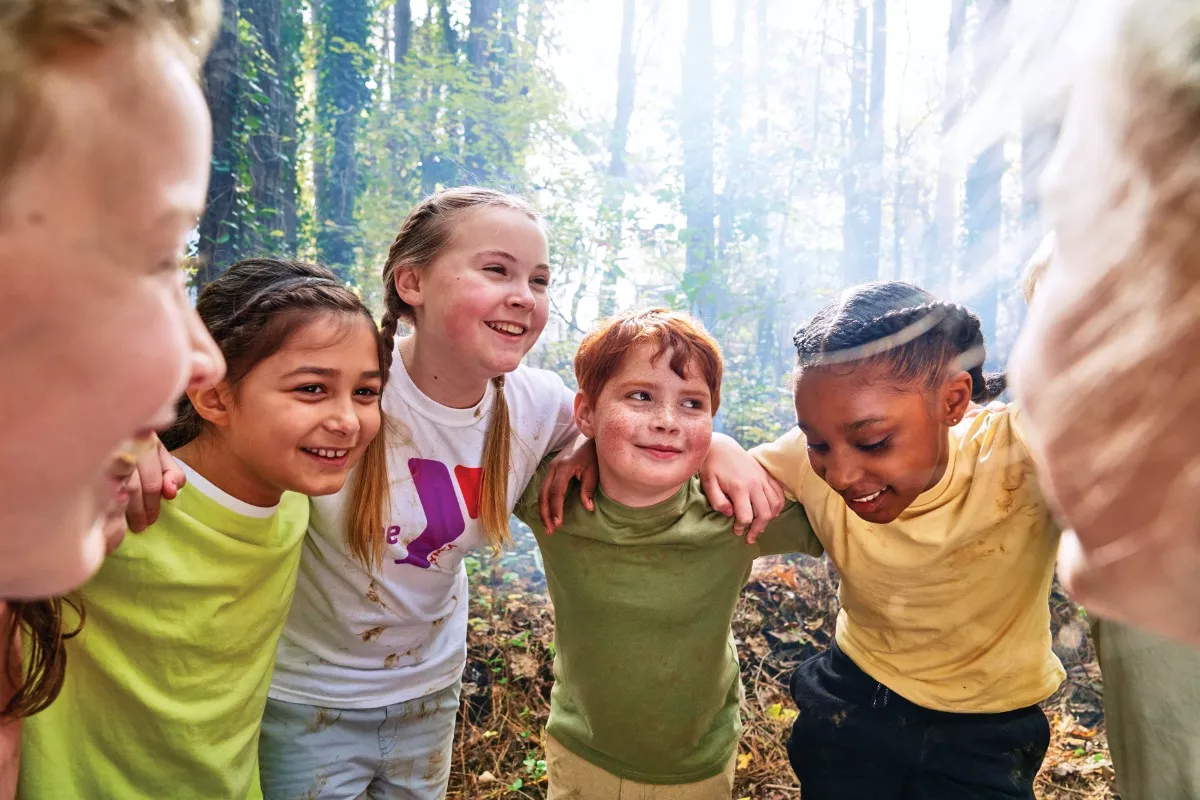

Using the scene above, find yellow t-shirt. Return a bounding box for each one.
[19,470,309,800]
[753,405,1065,713]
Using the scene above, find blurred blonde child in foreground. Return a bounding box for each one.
[1023,236,1200,800]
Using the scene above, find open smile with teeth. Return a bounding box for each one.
[851,489,883,504]
[303,447,349,459]
[486,321,526,337]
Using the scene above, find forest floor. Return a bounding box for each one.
[448,533,1117,799]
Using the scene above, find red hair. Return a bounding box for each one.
[574,308,724,412]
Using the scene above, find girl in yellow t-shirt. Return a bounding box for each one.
[753,280,1063,800]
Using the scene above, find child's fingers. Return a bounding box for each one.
[728,489,755,540]
[577,462,598,513]
[538,463,572,534]
[702,474,734,519]
[158,440,186,501]
[125,439,172,532]
[764,474,786,517]
[124,471,151,533]
[744,485,775,544]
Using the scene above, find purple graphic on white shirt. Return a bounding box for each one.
[393,458,481,569]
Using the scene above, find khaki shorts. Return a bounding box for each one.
[545,735,737,800]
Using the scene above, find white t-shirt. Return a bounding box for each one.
[269,354,577,708]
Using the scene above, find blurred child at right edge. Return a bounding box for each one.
[1023,236,1200,800]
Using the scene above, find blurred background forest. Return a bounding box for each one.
[195,2,1110,796]
[194,0,1054,445]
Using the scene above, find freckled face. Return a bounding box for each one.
[793,362,954,523]
[576,343,715,507]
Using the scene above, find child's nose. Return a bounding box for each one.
[507,282,535,309]
[323,398,362,436]
[652,404,680,431]
[183,298,225,393]
[823,456,864,492]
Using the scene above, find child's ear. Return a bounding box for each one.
[393,265,424,310]
[573,391,596,439]
[188,381,234,428]
[942,370,974,424]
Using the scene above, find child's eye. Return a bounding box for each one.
[628,391,651,402]
[858,437,891,452]
[354,387,381,398]
[682,399,706,410]
[807,442,830,454]
[484,264,506,275]
[531,276,551,289]
[294,384,326,396]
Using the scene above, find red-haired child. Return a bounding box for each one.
[515,308,821,799]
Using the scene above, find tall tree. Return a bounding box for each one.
[241,0,298,254]
[861,0,887,280]
[841,0,870,284]
[315,0,373,279]
[394,0,413,66]
[716,0,749,278]
[963,0,1010,358]
[465,0,500,178]
[927,0,967,294]
[196,0,241,285]
[598,0,638,317]
[278,0,303,248]
[681,0,717,328]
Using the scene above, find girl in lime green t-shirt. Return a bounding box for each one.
[18,257,391,800]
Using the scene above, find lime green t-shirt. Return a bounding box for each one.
[515,474,821,785]
[19,474,309,800]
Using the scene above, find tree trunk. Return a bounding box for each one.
[196,0,241,286]
[438,0,458,54]
[963,0,1010,358]
[926,0,967,295]
[278,0,302,249]
[598,0,638,318]
[465,0,500,179]
[394,0,412,65]
[315,0,372,279]
[716,0,749,291]
[241,0,287,255]
[861,0,887,281]
[840,0,869,284]
[681,0,717,328]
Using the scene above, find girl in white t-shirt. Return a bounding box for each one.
[250,187,783,800]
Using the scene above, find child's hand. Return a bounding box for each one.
[124,438,185,533]
[538,435,599,534]
[701,434,786,543]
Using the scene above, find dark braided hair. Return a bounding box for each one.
[162,257,394,571]
[792,282,1006,403]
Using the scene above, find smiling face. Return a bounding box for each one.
[577,342,715,508]
[793,361,970,523]
[398,205,551,388]
[0,31,225,597]
[195,313,384,506]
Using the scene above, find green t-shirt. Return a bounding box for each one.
[515,473,822,785]
[20,476,309,800]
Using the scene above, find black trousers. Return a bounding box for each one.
[786,642,1050,800]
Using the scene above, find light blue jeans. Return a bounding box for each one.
[259,681,461,800]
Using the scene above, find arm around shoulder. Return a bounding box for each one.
[753,500,823,559]
[749,427,811,500]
